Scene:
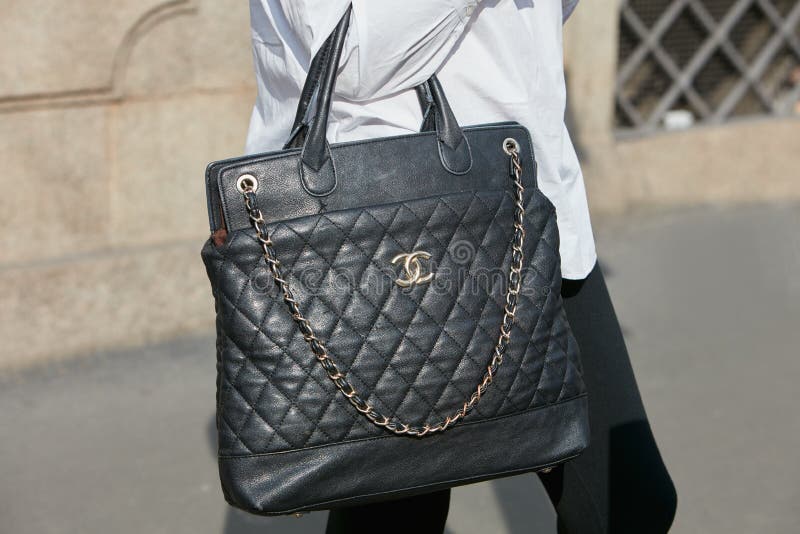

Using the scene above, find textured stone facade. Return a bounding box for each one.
[1,1,254,367]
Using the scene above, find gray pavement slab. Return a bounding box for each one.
[1,202,798,533]
[594,203,800,534]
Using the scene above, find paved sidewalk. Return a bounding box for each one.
[1,203,798,534]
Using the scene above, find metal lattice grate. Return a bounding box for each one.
[615,0,800,134]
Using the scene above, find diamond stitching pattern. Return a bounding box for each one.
[202,188,586,455]
[281,206,457,432]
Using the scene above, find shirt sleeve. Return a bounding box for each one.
[270,0,482,101]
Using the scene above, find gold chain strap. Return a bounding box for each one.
[238,139,526,437]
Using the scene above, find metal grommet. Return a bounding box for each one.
[502,137,520,155]
[236,174,258,193]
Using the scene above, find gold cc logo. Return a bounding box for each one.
[391,251,434,288]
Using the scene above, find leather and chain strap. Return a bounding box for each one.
[237,139,526,437]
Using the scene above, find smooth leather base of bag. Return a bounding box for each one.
[219,394,587,515]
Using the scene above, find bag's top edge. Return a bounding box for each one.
[205,121,535,234]
[205,120,524,179]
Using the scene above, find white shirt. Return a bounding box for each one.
[245,0,596,280]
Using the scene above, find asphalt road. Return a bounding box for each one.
[1,202,798,534]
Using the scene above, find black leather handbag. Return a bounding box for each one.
[202,6,589,516]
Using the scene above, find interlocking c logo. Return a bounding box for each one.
[391,251,434,288]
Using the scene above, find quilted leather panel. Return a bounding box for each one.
[202,187,586,456]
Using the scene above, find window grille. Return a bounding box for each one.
[615,0,800,134]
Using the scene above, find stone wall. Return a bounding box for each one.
[1,1,254,368]
[2,1,798,368]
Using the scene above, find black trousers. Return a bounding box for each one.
[326,263,677,533]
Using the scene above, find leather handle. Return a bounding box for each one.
[287,66,438,148]
[283,22,339,150]
[296,8,352,196]
[285,17,458,145]
[416,81,437,134]
[293,5,472,196]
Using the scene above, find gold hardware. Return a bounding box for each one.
[502,137,520,155]
[236,174,258,193]
[503,137,519,156]
[237,139,526,437]
[391,251,434,288]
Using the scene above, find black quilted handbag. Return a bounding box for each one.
[201,6,589,516]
